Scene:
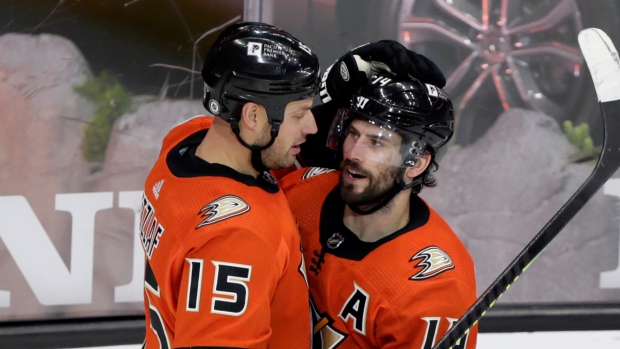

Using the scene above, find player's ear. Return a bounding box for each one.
[404,153,431,181]
[240,102,262,130]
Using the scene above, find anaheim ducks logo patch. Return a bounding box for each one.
[197,195,250,228]
[409,246,455,280]
[302,167,335,180]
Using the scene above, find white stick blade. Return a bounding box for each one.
[578,28,620,103]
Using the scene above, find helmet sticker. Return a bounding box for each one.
[340,61,350,82]
[437,88,450,101]
[370,75,392,86]
[407,140,425,165]
[209,99,220,114]
[425,83,439,97]
[262,43,291,58]
[247,41,292,59]
[355,96,369,109]
[247,41,263,57]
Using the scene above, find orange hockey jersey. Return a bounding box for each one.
[280,167,478,349]
[141,116,311,348]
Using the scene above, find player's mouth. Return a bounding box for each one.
[291,138,306,154]
[343,166,368,184]
[291,144,301,155]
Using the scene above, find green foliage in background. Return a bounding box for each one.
[563,120,601,159]
[75,71,132,162]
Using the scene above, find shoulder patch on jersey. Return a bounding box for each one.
[409,246,455,280]
[302,167,335,180]
[197,195,250,228]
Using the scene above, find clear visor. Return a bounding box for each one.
[326,109,426,168]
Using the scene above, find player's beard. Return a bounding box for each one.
[339,159,399,208]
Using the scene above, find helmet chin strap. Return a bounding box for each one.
[230,118,281,174]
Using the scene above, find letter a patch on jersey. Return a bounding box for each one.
[409,246,455,280]
[339,282,369,335]
[197,195,250,228]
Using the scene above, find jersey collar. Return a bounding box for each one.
[166,129,280,193]
[319,186,430,260]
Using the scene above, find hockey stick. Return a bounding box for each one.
[432,27,620,349]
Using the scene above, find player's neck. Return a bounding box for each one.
[343,191,410,242]
[195,121,259,177]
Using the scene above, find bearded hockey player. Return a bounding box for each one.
[281,74,478,349]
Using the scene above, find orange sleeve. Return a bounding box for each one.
[172,229,282,349]
[377,279,478,349]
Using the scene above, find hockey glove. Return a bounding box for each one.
[319,40,446,105]
[353,40,446,87]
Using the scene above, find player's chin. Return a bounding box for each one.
[340,181,366,195]
[340,189,367,206]
[284,147,300,164]
[272,154,296,169]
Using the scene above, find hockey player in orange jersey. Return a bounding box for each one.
[280,72,478,348]
[140,22,319,348]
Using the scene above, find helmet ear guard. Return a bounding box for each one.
[402,138,426,167]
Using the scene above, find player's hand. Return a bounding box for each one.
[352,40,446,88]
[319,40,446,105]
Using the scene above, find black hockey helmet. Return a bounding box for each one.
[327,73,454,167]
[201,22,320,125]
[327,74,454,214]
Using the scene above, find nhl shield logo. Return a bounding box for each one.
[327,232,345,249]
